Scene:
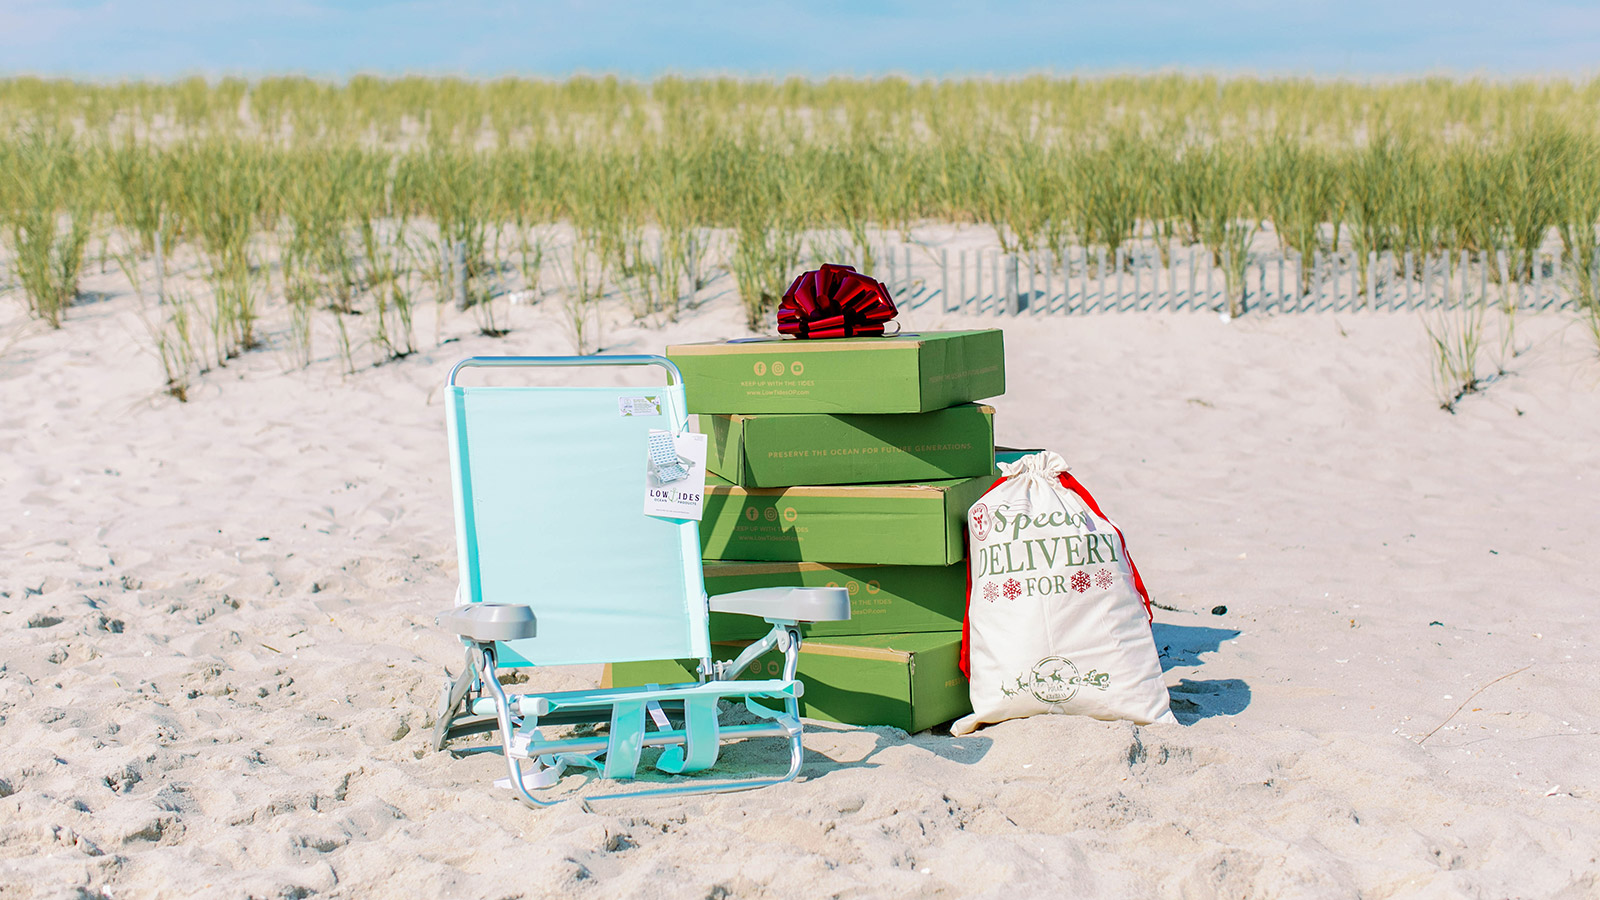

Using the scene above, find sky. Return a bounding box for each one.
[1,0,1598,79]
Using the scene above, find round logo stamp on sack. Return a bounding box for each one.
[1029,656,1083,703]
[970,502,990,541]
[1026,656,1111,705]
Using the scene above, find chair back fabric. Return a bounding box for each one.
[447,358,709,667]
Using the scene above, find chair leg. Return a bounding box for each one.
[478,647,558,809]
[781,627,801,680]
[433,645,480,752]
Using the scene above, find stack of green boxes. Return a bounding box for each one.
[609,330,1006,732]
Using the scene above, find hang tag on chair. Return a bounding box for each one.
[644,429,707,520]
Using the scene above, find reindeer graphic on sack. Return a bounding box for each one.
[953,452,1175,734]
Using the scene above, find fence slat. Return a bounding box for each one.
[455,241,468,311]
[991,250,1001,317]
[1088,246,1100,313]
[1553,253,1564,311]
[1131,247,1140,312]
[941,248,950,313]
[1308,251,1318,311]
[1324,252,1334,311]
[1371,252,1379,310]
[1026,254,1036,315]
[1495,250,1506,312]
[1063,250,1072,313]
[1404,252,1412,310]
[1418,254,1428,309]
[1533,250,1543,310]
[1008,254,1019,316]
[971,247,980,313]
[1182,245,1190,311]
[1036,256,1049,315]
[1376,252,1387,310]
[1335,253,1346,312]
[1314,251,1323,311]
[1341,252,1350,311]
[1478,250,1487,310]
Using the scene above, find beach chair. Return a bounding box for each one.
[432,355,849,807]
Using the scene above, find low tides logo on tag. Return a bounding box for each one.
[998,656,1111,705]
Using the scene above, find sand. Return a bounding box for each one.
[3,239,1600,900]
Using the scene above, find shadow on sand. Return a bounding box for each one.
[1152,622,1250,723]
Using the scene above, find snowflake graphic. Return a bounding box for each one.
[1094,569,1115,590]
[983,581,999,602]
[1070,571,1091,593]
[1002,578,1023,601]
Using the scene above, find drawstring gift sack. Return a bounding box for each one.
[952,451,1175,734]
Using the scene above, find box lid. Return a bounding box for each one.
[667,330,1005,414]
[666,331,996,355]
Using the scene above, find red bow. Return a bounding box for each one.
[776,264,898,339]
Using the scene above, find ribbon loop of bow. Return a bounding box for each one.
[776,264,898,339]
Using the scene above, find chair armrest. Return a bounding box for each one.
[437,603,538,642]
[708,587,850,623]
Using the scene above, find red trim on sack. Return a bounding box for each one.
[1059,473,1154,624]
[960,474,1010,678]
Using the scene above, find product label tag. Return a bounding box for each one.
[644,429,707,520]
[618,395,662,417]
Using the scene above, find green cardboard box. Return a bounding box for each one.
[704,560,968,640]
[700,473,995,566]
[665,330,1005,414]
[704,404,995,488]
[608,632,971,733]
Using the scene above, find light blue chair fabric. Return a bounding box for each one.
[450,383,708,666]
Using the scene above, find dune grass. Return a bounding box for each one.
[0,131,94,327]
[2,75,1599,368]
[1424,303,1487,413]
